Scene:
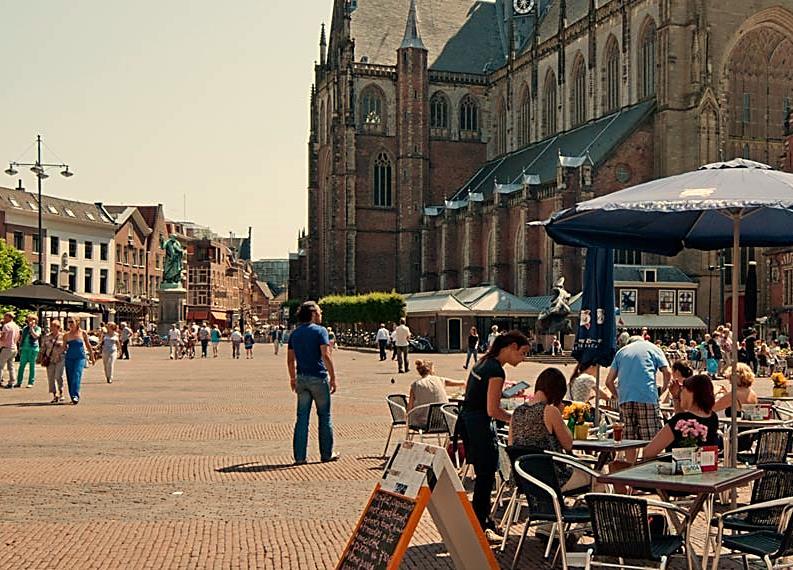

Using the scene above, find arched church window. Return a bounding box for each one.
[571,55,587,126]
[459,95,480,139]
[495,96,507,155]
[373,152,393,207]
[430,92,450,135]
[639,19,657,99]
[360,86,385,133]
[542,71,557,137]
[604,37,620,112]
[518,85,530,146]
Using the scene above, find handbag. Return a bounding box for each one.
[706,358,718,375]
[38,340,53,367]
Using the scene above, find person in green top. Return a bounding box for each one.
[16,314,41,388]
[210,325,222,358]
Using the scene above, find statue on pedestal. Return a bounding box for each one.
[160,234,185,290]
[537,276,573,334]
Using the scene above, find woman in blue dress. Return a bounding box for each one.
[64,317,94,404]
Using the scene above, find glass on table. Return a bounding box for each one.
[612,422,624,442]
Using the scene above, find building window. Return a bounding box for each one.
[13,232,23,251]
[116,244,122,264]
[373,152,393,207]
[605,38,620,112]
[156,254,162,270]
[84,267,93,293]
[85,241,93,260]
[360,86,384,133]
[615,249,642,265]
[50,236,59,255]
[543,71,557,137]
[68,266,77,292]
[459,95,479,137]
[32,234,40,254]
[430,92,449,132]
[100,243,108,261]
[785,269,793,306]
[742,93,751,124]
[116,271,123,293]
[518,86,530,147]
[99,269,108,294]
[49,264,59,286]
[495,97,507,155]
[69,239,77,258]
[571,56,587,126]
[639,19,657,99]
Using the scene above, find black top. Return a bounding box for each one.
[707,338,721,360]
[666,411,720,450]
[745,334,757,355]
[467,334,479,350]
[463,358,506,414]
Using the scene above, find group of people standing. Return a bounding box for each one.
[375,319,412,373]
[167,322,258,360]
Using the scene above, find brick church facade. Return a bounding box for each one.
[290,0,793,317]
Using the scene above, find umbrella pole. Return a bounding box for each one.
[595,365,601,425]
[730,215,741,472]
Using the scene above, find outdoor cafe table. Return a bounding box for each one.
[597,462,763,569]
[571,438,649,471]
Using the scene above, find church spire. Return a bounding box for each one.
[400,0,426,50]
[319,23,327,66]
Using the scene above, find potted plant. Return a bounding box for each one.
[563,402,593,440]
[672,419,708,474]
[772,372,789,398]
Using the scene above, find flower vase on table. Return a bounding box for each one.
[574,424,591,440]
[563,402,593,440]
[772,373,789,398]
[671,419,708,475]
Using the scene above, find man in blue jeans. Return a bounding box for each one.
[287,301,339,465]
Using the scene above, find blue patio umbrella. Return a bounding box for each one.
[534,159,793,467]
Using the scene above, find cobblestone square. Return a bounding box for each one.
[0,346,757,568]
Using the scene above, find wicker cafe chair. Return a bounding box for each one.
[584,494,693,570]
[737,428,793,466]
[383,394,408,457]
[714,464,793,535]
[405,402,449,445]
[510,454,595,570]
[712,498,793,569]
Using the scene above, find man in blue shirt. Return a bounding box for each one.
[605,336,671,462]
[287,301,338,465]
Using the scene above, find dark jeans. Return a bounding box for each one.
[378,339,387,361]
[293,374,334,462]
[460,410,498,529]
[396,346,409,372]
[464,347,478,368]
[121,340,130,360]
[200,339,209,357]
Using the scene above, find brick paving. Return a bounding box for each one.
[0,346,767,568]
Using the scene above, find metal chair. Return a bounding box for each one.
[383,394,408,457]
[715,464,793,535]
[712,498,793,569]
[584,493,693,570]
[405,402,449,445]
[737,428,793,466]
[510,453,597,570]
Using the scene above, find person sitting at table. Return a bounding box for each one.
[664,361,693,410]
[643,374,720,458]
[713,363,758,416]
[567,360,610,403]
[407,359,465,428]
[509,367,593,492]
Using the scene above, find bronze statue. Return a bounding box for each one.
[160,234,185,289]
[537,277,573,334]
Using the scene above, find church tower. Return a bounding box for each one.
[396,0,429,293]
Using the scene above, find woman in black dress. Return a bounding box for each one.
[459,330,530,541]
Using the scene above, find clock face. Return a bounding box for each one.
[514,0,534,14]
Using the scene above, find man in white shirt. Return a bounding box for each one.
[168,324,182,360]
[393,318,412,374]
[375,323,390,361]
[0,313,20,388]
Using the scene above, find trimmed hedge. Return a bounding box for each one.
[318,292,405,325]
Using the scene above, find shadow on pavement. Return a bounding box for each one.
[216,462,302,473]
[0,401,57,407]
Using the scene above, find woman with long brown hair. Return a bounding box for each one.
[459,330,529,542]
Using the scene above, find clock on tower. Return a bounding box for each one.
[513,0,535,15]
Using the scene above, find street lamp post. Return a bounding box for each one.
[708,264,716,331]
[5,135,74,282]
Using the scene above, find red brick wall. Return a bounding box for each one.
[428,140,487,205]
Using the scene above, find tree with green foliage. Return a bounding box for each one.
[0,239,33,323]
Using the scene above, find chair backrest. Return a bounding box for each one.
[585,494,654,561]
[497,442,512,483]
[773,503,793,560]
[749,464,793,527]
[424,403,449,434]
[441,404,459,436]
[386,394,408,425]
[513,454,563,518]
[755,428,793,465]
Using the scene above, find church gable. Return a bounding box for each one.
[349,0,505,73]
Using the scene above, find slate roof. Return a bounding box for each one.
[0,186,114,226]
[405,285,552,315]
[613,265,696,284]
[447,99,655,202]
[350,0,506,74]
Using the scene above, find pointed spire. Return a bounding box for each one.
[400,0,426,50]
[319,23,327,66]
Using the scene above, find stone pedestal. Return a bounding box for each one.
[158,288,187,336]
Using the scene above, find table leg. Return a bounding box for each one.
[595,451,613,473]
[699,494,715,570]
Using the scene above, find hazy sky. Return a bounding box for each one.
[0,0,333,259]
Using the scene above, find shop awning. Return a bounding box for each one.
[618,315,708,330]
[186,309,209,321]
[211,311,228,322]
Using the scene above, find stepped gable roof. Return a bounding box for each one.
[613,265,696,284]
[351,0,505,74]
[447,99,655,202]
